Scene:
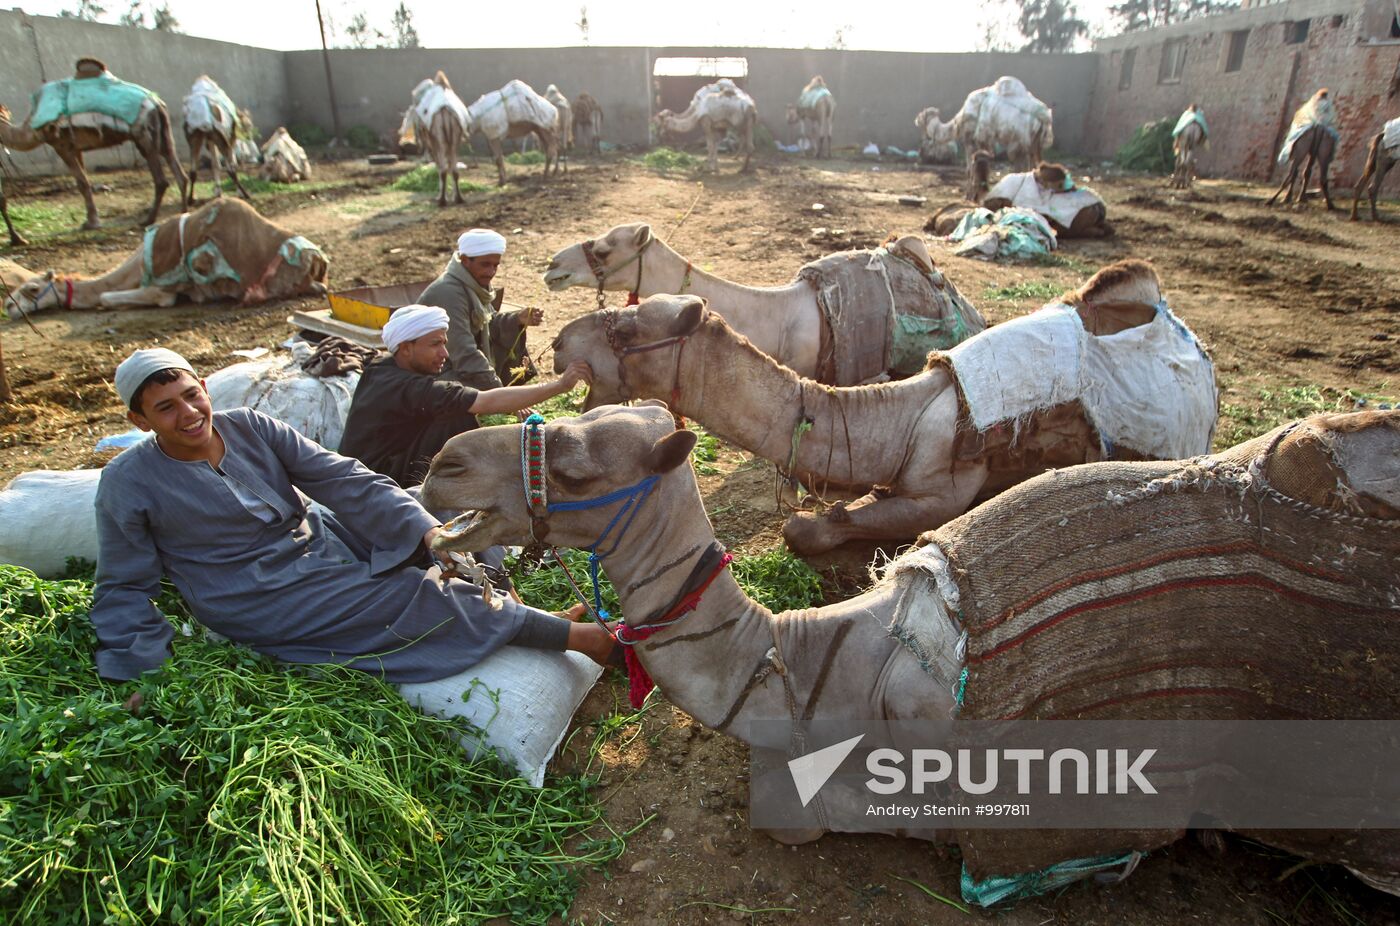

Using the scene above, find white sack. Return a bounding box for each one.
[467,80,557,141]
[398,647,604,787]
[182,77,235,139]
[946,303,1217,460]
[0,469,101,577]
[985,171,1104,229]
[410,79,471,135]
[1383,117,1400,154]
[204,347,357,451]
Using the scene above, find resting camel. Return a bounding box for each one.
[1349,117,1400,221]
[1268,90,1338,210]
[573,92,604,154]
[914,107,958,165]
[260,127,312,183]
[785,76,835,159]
[654,79,756,173]
[467,79,561,185]
[423,403,1400,899]
[1170,104,1207,190]
[408,72,471,207]
[0,59,187,230]
[550,260,1217,554]
[3,198,326,313]
[983,162,1111,238]
[544,222,983,384]
[182,76,252,208]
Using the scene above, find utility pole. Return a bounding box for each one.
[314,0,343,143]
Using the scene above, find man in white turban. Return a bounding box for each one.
[340,303,591,487]
[417,227,544,390]
[90,346,617,693]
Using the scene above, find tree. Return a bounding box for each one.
[60,0,107,20]
[119,0,145,27]
[344,11,386,48]
[1110,0,1238,33]
[152,4,179,31]
[1017,0,1088,52]
[976,0,1018,51]
[391,3,419,48]
[828,24,853,50]
[576,5,589,45]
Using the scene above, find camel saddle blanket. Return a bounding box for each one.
[468,80,557,141]
[985,172,1104,230]
[942,302,1217,461]
[182,77,237,139]
[797,85,832,115]
[1383,116,1400,154]
[411,79,471,134]
[262,131,311,178]
[961,78,1050,138]
[926,411,1400,881]
[1278,95,1340,164]
[30,72,158,132]
[1171,108,1208,140]
[798,245,987,383]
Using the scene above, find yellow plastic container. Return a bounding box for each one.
[326,281,432,330]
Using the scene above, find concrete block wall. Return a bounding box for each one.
[1085,0,1400,187]
[0,9,287,174]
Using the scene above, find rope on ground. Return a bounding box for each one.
[661,182,704,244]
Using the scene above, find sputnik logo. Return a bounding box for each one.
[788,734,865,807]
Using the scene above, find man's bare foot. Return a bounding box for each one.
[566,620,622,667]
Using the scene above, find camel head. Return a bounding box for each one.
[422,402,698,557]
[1059,259,1163,311]
[4,270,67,317]
[543,222,653,292]
[914,107,939,133]
[551,293,707,410]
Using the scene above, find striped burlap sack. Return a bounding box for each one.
[925,411,1400,881]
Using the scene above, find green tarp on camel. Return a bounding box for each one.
[29,72,159,130]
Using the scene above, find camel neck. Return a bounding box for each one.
[0,119,42,151]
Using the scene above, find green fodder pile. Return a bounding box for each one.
[0,564,621,925]
[1115,118,1175,174]
[391,164,490,194]
[506,150,547,165]
[639,147,703,172]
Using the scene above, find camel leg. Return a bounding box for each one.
[1373,158,1393,221]
[98,286,179,309]
[55,147,101,230]
[133,134,171,227]
[0,185,26,247]
[489,137,506,185]
[741,122,753,173]
[1319,155,1335,211]
[1266,160,1300,206]
[451,158,463,204]
[781,478,988,556]
[705,127,718,173]
[222,139,252,200]
[185,135,201,209]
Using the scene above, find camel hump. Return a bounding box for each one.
[434,70,452,89]
[74,57,108,79]
[1062,260,1162,334]
[1263,411,1400,519]
[887,235,935,274]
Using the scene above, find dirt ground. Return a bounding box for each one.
[3,151,1398,925]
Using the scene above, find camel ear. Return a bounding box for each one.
[670,298,705,337]
[633,224,652,249]
[645,428,697,474]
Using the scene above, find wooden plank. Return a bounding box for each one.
[288,308,383,348]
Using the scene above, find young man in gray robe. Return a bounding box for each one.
[91,347,616,684]
[418,227,541,389]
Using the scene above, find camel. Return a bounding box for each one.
[573,92,604,154]
[233,108,261,167]
[0,175,24,247]
[922,77,1053,193]
[983,162,1111,238]
[1268,89,1338,210]
[914,107,958,165]
[0,59,187,230]
[545,84,573,155]
[653,79,756,173]
[259,127,312,184]
[3,198,326,313]
[543,222,984,384]
[785,76,835,159]
[407,72,471,207]
[965,149,992,203]
[549,260,1217,555]
[1349,117,1400,221]
[1170,104,1207,190]
[182,76,252,208]
[467,80,561,185]
[422,403,1400,898]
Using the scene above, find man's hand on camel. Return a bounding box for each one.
[558,360,593,390]
[523,306,545,327]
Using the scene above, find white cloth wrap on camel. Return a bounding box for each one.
[875,544,966,697]
[1277,93,1339,164]
[182,77,237,139]
[944,302,1217,460]
[262,130,310,178]
[689,79,756,123]
[959,76,1051,142]
[1383,116,1400,154]
[985,171,1104,230]
[467,79,557,140]
[411,78,471,134]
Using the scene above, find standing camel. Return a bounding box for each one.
[653,79,756,173]
[921,77,1053,189]
[181,76,252,207]
[0,59,187,230]
[573,92,604,154]
[408,72,471,207]
[1268,89,1339,210]
[1170,104,1207,190]
[1350,117,1400,221]
[545,84,573,155]
[786,76,835,159]
[466,80,561,185]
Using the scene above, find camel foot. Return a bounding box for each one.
[82,218,102,231]
[781,511,843,557]
[8,234,27,247]
[436,199,447,208]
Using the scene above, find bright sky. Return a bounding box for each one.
[12,0,1121,52]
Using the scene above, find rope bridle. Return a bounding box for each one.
[516,412,731,707]
[601,307,695,414]
[581,235,651,310]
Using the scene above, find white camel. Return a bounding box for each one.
[408,71,471,206]
[545,84,573,154]
[466,79,561,185]
[922,77,1054,179]
[914,107,958,164]
[653,79,756,173]
[181,76,252,207]
[544,222,983,384]
[259,127,311,183]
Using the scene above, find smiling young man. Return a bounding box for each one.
[90,347,616,685]
[339,304,592,487]
[418,227,543,389]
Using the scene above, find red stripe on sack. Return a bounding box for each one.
[994,656,1258,720]
[1049,685,1268,717]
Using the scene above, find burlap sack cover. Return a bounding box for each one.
[924,411,1400,881]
